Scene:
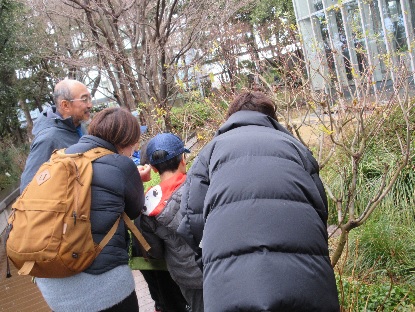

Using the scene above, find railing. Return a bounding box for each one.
[0,187,19,214]
[0,187,19,239]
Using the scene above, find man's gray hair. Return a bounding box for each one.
[53,83,72,107]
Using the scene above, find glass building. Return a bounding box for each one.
[293,0,415,91]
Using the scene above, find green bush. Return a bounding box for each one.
[321,101,415,306]
[386,161,415,224]
[323,117,415,224]
[346,216,415,280]
[170,99,217,133]
[366,103,415,152]
[143,172,160,191]
[0,138,28,190]
[323,153,388,225]
[338,277,415,311]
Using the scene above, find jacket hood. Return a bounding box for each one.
[32,106,77,136]
[216,110,292,137]
[66,135,119,154]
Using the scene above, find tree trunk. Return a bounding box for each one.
[160,44,172,131]
[19,100,33,142]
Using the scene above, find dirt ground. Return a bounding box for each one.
[297,124,321,146]
[286,113,325,147]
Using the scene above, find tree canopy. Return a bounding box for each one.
[0,0,25,139]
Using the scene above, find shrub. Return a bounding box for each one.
[345,216,415,280]
[323,109,415,224]
[0,138,28,190]
[171,100,215,131]
[170,92,227,139]
[386,161,415,224]
[143,172,161,191]
[338,277,415,311]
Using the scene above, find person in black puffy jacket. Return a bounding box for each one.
[177,91,340,312]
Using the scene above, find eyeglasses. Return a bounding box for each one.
[68,96,92,104]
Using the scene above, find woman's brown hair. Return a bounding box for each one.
[88,107,141,148]
[227,91,277,120]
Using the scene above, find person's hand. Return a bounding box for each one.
[138,164,151,182]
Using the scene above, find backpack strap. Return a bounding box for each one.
[122,212,151,253]
[82,147,115,161]
[95,213,151,257]
[53,147,115,161]
[18,261,35,276]
[96,216,121,253]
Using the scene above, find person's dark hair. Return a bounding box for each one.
[227,91,277,120]
[88,107,141,148]
[151,150,182,175]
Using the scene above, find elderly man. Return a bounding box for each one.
[20,79,92,192]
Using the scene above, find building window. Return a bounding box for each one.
[344,1,368,78]
[313,11,337,80]
[366,0,388,79]
[294,0,414,89]
[293,0,310,19]
[409,0,415,37]
[384,0,407,51]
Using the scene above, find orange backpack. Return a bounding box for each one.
[6,147,150,278]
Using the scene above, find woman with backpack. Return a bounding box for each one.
[35,107,151,312]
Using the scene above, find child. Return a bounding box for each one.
[140,133,204,312]
[133,140,189,312]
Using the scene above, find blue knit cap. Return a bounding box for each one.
[146,133,190,165]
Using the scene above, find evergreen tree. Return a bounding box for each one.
[0,0,24,140]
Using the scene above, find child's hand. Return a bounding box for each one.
[138,164,151,182]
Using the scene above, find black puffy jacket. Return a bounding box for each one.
[178,111,340,312]
[65,135,144,274]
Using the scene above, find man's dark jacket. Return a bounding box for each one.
[20,106,84,192]
[177,110,340,312]
[65,135,144,274]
